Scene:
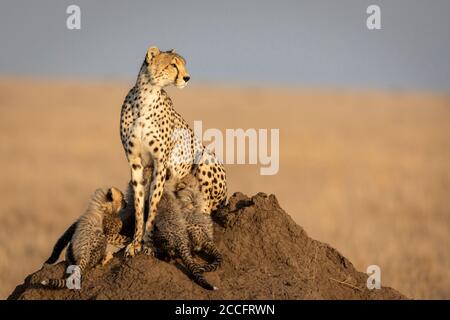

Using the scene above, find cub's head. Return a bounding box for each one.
[144,46,190,88]
[104,187,126,215]
[174,174,202,211]
[176,174,200,192]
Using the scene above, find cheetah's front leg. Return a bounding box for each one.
[142,159,167,255]
[125,160,146,257]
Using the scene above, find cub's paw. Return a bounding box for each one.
[142,236,156,257]
[142,244,156,257]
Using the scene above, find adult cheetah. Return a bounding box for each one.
[120,46,227,256]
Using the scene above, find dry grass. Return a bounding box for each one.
[0,79,449,299]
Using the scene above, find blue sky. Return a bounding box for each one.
[0,0,449,92]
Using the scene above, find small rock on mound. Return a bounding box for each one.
[8,192,406,300]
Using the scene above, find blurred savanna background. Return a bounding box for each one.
[0,0,449,299]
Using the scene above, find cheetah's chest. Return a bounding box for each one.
[125,93,175,164]
[121,88,202,180]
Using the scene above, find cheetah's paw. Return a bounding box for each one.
[125,240,142,258]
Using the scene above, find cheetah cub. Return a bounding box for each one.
[173,173,223,273]
[151,170,223,290]
[121,169,223,290]
[42,187,129,288]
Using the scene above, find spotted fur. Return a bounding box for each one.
[120,46,227,256]
[42,187,129,288]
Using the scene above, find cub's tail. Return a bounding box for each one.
[179,242,218,291]
[40,260,85,290]
[190,266,218,291]
[200,240,223,273]
[45,222,77,265]
[40,278,67,289]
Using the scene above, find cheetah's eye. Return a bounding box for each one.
[171,63,177,69]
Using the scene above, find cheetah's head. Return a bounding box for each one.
[144,46,190,89]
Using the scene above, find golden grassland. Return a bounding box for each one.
[0,79,449,299]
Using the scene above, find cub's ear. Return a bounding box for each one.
[176,182,186,191]
[106,188,114,202]
[167,48,175,53]
[108,187,123,202]
[146,46,160,62]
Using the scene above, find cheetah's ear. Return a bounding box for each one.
[146,46,160,62]
[167,48,175,53]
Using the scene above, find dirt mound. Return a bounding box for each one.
[8,192,406,300]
